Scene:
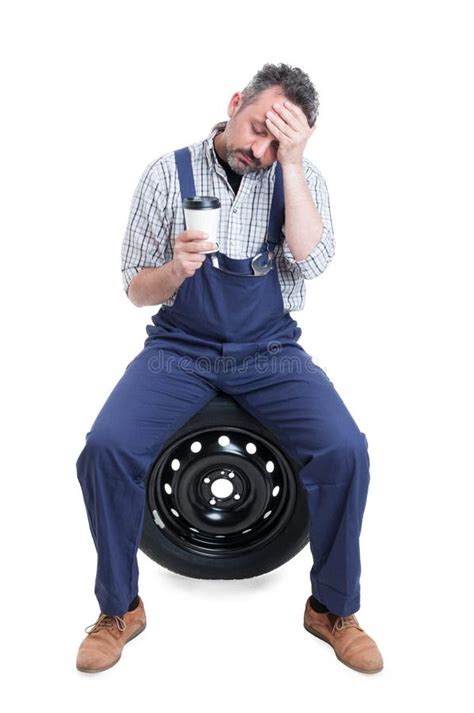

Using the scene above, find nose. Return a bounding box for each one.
[251,137,276,161]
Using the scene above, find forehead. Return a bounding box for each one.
[246,86,288,116]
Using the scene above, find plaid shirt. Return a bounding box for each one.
[121,121,335,312]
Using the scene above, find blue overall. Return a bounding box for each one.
[76,147,371,618]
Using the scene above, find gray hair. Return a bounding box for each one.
[238,63,319,128]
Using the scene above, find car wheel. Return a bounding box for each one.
[140,391,310,579]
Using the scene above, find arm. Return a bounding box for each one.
[122,162,216,307]
[121,160,174,306]
[264,99,335,279]
[127,262,186,308]
[280,162,336,279]
[127,227,215,306]
[281,161,324,261]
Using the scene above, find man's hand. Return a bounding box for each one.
[172,230,217,279]
[265,100,315,166]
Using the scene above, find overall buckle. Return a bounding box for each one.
[251,251,274,276]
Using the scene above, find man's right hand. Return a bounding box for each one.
[171,230,218,279]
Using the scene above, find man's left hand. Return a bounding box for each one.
[265,100,315,166]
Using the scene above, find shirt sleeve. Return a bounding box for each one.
[121,160,171,294]
[280,163,335,280]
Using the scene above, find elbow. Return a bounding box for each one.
[318,230,336,268]
[126,275,144,308]
[323,226,336,259]
[127,290,144,309]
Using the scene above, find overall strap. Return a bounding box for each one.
[266,161,285,253]
[174,147,197,228]
[173,146,285,275]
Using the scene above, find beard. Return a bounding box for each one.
[225,145,262,175]
[219,120,263,175]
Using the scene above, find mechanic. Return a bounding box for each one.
[75,63,383,675]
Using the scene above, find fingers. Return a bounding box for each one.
[182,240,217,253]
[173,250,207,279]
[282,100,305,122]
[174,229,218,277]
[179,229,209,241]
[266,111,296,140]
[268,102,300,133]
[181,250,207,261]
[271,100,311,133]
[176,230,217,253]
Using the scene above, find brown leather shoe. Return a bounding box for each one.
[303,597,383,674]
[76,597,146,673]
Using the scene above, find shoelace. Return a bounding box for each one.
[331,615,363,635]
[84,613,127,635]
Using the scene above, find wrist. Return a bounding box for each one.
[281,159,304,172]
[170,258,185,284]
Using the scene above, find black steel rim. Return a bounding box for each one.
[146,426,297,557]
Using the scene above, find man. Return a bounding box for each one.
[76,63,384,675]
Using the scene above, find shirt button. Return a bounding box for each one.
[232,208,237,213]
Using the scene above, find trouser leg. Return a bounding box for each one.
[220,342,371,616]
[76,340,218,615]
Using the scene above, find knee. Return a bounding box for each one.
[77,427,117,458]
[84,427,118,453]
[340,430,369,455]
[75,426,125,479]
[305,430,369,487]
[76,424,150,487]
[331,430,370,482]
[333,429,368,458]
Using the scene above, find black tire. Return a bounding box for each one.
[139,391,310,579]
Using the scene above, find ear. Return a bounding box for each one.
[228,92,243,118]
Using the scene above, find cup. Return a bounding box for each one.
[183,196,221,254]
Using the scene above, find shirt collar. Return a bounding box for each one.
[205,120,274,182]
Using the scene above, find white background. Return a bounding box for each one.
[1,0,473,709]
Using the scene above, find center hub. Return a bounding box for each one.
[210,476,235,499]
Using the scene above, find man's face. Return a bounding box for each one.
[216,86,289,175]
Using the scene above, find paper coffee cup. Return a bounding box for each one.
[183,196,221,254]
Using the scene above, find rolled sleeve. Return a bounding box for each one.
[121,160,171,294]
[280,163,335,280]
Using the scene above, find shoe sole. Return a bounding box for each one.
[76,621,147,674]
[303,621,383,674]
